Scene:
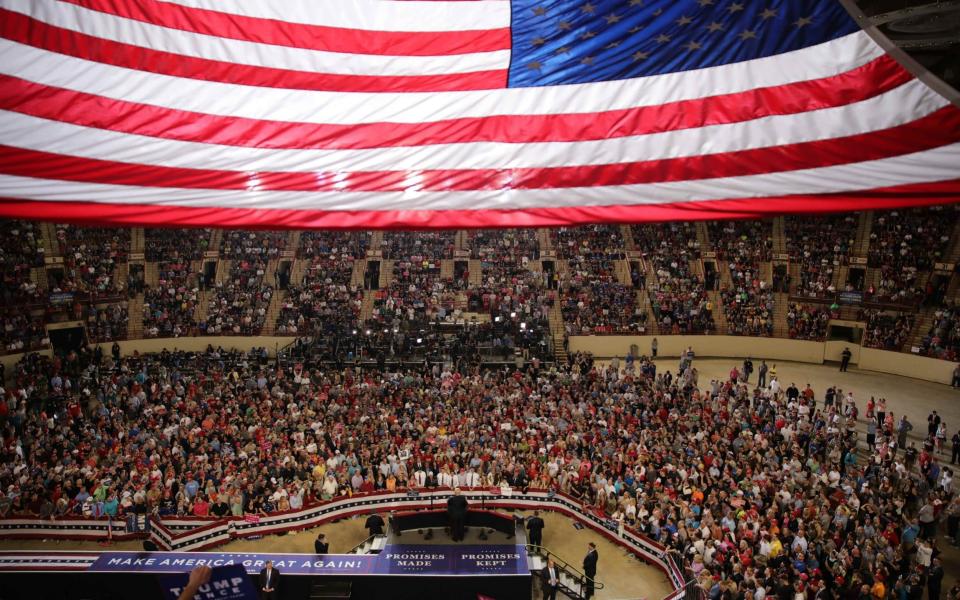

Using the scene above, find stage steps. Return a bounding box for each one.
[145,261,159,288]
[127,293,144,340]
[549,302,567,364]
[41,222,59,257]
[129,227,144,254]
[614,260,633,286]
[772,216,786,255]
[379,259,394,289]
[360,293,376,322]
[695,221,710,251]
[621,225,636,251]
[527,545,601,600]
[262,290,286,335]
[854,211,873,257]
[708,290,729,335]
[538,228,553,253]
[773,292,790,339]
[349,259,366,289]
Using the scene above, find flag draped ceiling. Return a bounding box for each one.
[0,0,958,229]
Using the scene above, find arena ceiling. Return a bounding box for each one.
[856,0,960,88]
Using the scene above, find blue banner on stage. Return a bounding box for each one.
[373,545,528,576]
[160,564,257,600]
[87,546,528,577]
[88,552,377,575]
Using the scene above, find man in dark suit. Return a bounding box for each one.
[527,511,545,548]
[541,557,561,600]
[258,560,279,600]
[314,533,329,554]
[840,347,852,371]
[582,542,598,599]
[365,513,385,537]
[447,487,469,541]
[928,558,944,600]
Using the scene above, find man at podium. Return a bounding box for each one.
[447,487,469,541]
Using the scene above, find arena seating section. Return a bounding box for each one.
[2,206,959,362]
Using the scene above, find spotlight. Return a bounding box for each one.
[520,322,527,330]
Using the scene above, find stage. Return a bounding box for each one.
[0,510,533,600]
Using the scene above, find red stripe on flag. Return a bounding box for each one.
[1,183,958,230]
[0,55,912,150]
[0,11,507,93]
[0,106,957,191]
[60,0,510,56]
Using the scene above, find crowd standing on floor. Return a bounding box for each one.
[0,341,958,600]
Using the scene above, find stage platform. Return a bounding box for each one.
[0,510,533,600]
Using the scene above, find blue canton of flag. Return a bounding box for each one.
[508,0,862,86]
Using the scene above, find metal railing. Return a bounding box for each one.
[346,534,386,555]
[526,544,604,600]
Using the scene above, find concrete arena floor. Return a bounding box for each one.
[3,357,959,598]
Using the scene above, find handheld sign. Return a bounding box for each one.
[160,564,257,600]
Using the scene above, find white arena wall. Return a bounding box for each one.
[568,335,957,385]
[2,332,955,391]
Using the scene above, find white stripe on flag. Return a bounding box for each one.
[4,0,510,76]
[159,0,512,32]
[1,143,957,211]
[0,79,945,172]
[0,33,885,124]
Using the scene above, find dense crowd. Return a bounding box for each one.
[709,222,776,337]
[632,223,702,260]
[383,232,454,261]
[785,303,832,341]
[145,229,211,263]
[0,220,45,306]
[299,231,370,261]
[0,208,958,366]
[631,223,714,335]
[373,258,461,325]
[786,215,857,298]
[0,344,957,600]
[709,221,773,276]
[54,225,129,295]
[866,208,958,305]
[721,285,775,337]
[1,313,48,353]
[84,302,129,343]
[555,226,642,335]
[868,208,956,272]
[470,229,540,264]
[204,259,273,335]
[467,230,552,329]
[646,253,714,335]
[861,310,916,351]
[276,258,361,337]
[869,266,924,306]
[220,231,286,261]
[919,304,960,362]
[143,261,199,339]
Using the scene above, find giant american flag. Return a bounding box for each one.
[0,0,958,229]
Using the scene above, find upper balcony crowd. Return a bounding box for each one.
[1,205,958,362]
